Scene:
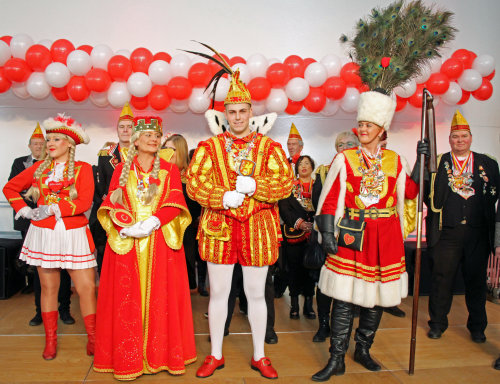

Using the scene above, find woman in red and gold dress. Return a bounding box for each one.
[3,114,96,360]
[93,116,196,381]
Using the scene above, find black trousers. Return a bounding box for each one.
[428,224,490,333]
[34,268,72,314]
[184,227,207,290]
[286,240,316,297]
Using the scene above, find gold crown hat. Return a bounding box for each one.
[224,69,252,105]
[450,110,470,132]
[288,123,303,141]
[43,114,89,145]
[119,102,134,121]
[133,116,163,134]
[31,122,45,140]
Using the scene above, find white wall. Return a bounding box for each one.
[0,0,499,232]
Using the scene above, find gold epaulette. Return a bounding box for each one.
[98,142,117,156]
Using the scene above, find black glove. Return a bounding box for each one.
[411,140,431,184]
[315,214,338,255]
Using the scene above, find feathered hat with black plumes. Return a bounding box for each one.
[341,0,457,130]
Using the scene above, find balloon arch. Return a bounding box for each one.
[0,34,495,115]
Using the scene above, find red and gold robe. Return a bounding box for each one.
[94,159,196,380]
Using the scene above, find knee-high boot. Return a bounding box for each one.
[354,306,383,371]
[83,314,96,356]
[312,300,354,382]
[42,311,58,360]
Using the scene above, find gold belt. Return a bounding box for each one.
[345,206,398,220]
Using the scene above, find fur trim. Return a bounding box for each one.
[357,91,396,130]
[204,110,277,136]
[43,114,89,145]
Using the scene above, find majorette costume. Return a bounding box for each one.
[425,110,500,339]
[185,42,293,379]
[312,2,456,381]
[93,116,196,381]
[288,123,303,177]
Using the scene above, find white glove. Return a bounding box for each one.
[138,216,161,237]
[119,222,143,239]
[223,190,245,209]
[235,175,256,196]
[119,216,161,239]
[15,206,34,220]
[31,205,55,221]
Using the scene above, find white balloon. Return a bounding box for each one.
[265,89,288,113]
[251,100,267,115]
[170,54,191,77]
[90,91,109,107]
[247,53,269,78]
[115,49,131,59]
[127,72,152,97]
[170,98,189,113]
[429,57,442,73]
[0,40,10,66]
[340,88,360,113]
[107,81,131,108]
[304,62,328,87]
[148,60,172,85]
[191,55,207,65]
[91,44,114,70]
[11,82,30,99]
[441,82,462,105]
[26,72,50,99]
[285,77,310,101]
[457,69,482,92]
[394,79,417,98]
[10,33,33,59]
[44,62,70,87]
[189,88,211,114]
[321,54,342,77]
[472,54,495,76]
[67,50,92,76]
[320,99,340,116]
[38,39,53,49]
[231,63,250,84]
[267,58,281,66]
[212,77,230,102]
[414,65,431,84]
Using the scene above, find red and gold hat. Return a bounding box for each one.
[119,102,134,122]
[43,114,89,145]
[450,110,470,133]
[224,69,252,105]
[31,122,44,140]
[288,123,303,141]
[133,116,163,134]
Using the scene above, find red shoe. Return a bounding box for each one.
[83,314,96,356]
[251,357,278,379]
[196,355,225,378]
[41,311,58,360]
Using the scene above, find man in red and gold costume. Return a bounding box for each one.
[187,67,293,379]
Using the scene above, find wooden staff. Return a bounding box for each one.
[409,88,437,375]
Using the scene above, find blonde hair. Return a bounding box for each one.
[164,134,189,172]
[24,133,77,202]
[335,131,359,151]
[110,131,161,206]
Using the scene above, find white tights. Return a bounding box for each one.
[207,262,269,361]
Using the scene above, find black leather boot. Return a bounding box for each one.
[354,306,383,371]
[303,296,316,319]
[312,300,354,382]
[313,314,330,342]
[290,296,299,319]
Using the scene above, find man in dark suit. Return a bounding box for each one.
[9,123,74,326]
[425,110,500,343]
[89,103,134,273]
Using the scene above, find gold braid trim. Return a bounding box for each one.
[429,154,444,230]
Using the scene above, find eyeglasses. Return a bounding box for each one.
[337,142,356,149]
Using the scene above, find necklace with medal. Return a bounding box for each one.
[445,152,474,199]
[133,158,153,204]
[294,179,314,212]
[357,146,384,207]
[225,132,257,173]
[46,162,72,205]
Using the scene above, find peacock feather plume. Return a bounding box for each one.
[341,0,457,93]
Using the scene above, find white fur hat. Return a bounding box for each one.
[357,91,397,130]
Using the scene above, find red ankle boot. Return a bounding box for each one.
[41,311,58,360]
[83,314,96,356]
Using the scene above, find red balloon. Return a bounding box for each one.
[130,47,153,73]
[266,63,290,87]
[303,87,326,113]
[3,58,31,82]
[472,78,493,101]
[213,100,225,112]
[51,39,75,64]
[108,55,133,82]
[67,76,89,102]
[153,52,171,63]
[323,76,347,100]
[188,62,211,87]
[440,58,464,80]
[395,96,407,111]
[285,99,303,115]
[247,77,271,101]
[426,72,450,95]
[208,53,230,76]
[229,56,246,66]
[167,76,192,100]
[148,85,170,110]
[357,83,370,93]
[25,44,52,71]
[304,58,317,68]
[456,90,471,105]
[284,55,305,78]
[451,49,474,69]
[85,68,111,92]
[408,84,425,108]
[340,62,362,87]
[77,45,93,55]
[485,70,495,81]
[0,68,12,93]
[0,35,12,45]
[131,95,148,110]
[51,86,69,102]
